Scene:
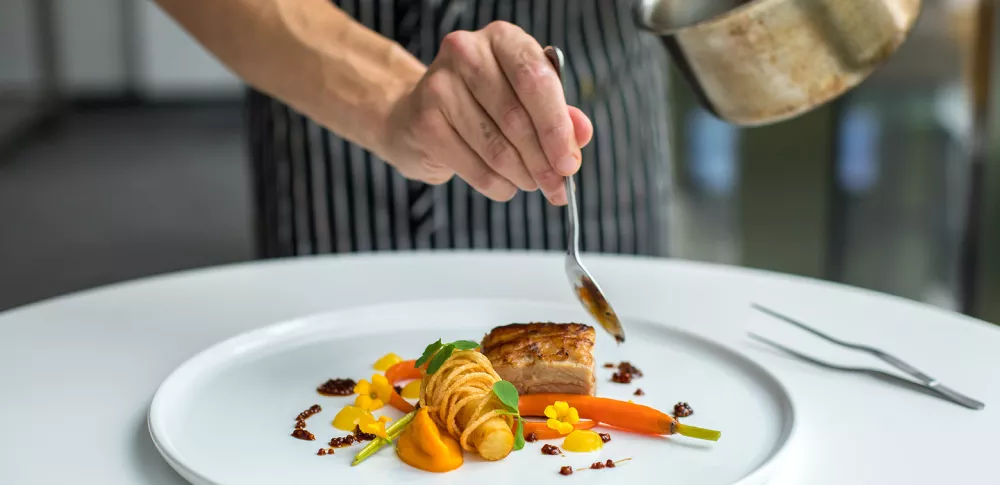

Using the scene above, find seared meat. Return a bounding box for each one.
[481,323,596,395]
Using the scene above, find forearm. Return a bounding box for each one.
[154,0,426,152]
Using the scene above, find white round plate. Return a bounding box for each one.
[149,299,796,485]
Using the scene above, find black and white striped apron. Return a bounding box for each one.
[247,0,673,258]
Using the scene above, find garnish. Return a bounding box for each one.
[357,413,392,440]
[426,345,455,375]
[372,352,403,371]
[416,339,482,375]
[400,380,421,399]
[332,405,369,432]
[352,409,418,466]
[414,339,442,367]
[518,394,722,442]
[354,374,393,411]
[491,380,526,451]
[543,401,580,435]
[562,429,603,452]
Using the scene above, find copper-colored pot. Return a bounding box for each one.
[637,0,924,126]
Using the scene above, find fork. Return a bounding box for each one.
[750,303,985,410]
[543,46,626,344]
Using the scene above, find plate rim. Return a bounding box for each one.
[148,297,798,485]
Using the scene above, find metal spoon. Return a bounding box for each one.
[543,45,626,344]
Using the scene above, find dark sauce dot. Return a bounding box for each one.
[673,402,694,417]
[317,378,357,396]
[291,429,316,441]
[599,432,611,443]
[559,466,574,476]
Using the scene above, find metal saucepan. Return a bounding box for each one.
[637,0,924,126]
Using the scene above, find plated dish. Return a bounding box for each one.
[148,299,795,485]
[301,321,722,475]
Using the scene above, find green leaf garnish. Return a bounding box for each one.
[415,339,443,367]
[491,380,519,411]
[513,417,525,451]
[450,340,481,351]
[426,345,455,374]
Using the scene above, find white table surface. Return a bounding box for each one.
[1,252,997,484]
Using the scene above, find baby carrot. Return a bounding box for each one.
[385,360,422,413]
[518,394,721,441]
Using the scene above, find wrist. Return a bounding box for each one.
[366,42,425,157]
[311,32,424,157]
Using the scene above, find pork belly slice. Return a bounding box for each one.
[481,322,596,396]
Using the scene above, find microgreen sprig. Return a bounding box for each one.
[492,380,526,451]
[415,339,480,374]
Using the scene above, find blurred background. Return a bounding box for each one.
[1,0,998,324]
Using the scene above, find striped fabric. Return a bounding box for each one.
[246,0,673,258]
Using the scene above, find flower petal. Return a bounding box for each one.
[544,405,558,419]
[369,399,384,411]
[355,394,376,411]
[546,418,561,430]
[371,374,393,401]
[554,401,569,414]
[354,380,370,395]
[566,407,580,424]
[558,422,574,435]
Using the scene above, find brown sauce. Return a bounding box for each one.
[559,466,574,476]
[541,444,562,455]
[599,432,611,443]
[296,404,322,421]
[317,379,356,396]
[610,361,643,384]
[673,402,694,417]
[525,432,538,443]
[328,435,356,448]
[291,429,316,441]
[353,426,376,442]
[633,388,645,396]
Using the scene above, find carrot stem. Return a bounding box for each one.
[676,423,722,441]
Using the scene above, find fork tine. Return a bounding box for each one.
[747,332,857,372]
[751,303,864,350]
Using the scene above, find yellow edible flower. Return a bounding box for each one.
[544,401,580,435]
[332,405,369,431]
[357,413,392,439]
[354,374,392,411]
[372,352,403,371]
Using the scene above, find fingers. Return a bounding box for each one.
[413,76,518,201]
[488,22,581,180]
[568,106,593,148]
[427,52,537,192]
[440,29,565,204]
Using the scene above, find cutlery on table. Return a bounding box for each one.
[750,303,985,410]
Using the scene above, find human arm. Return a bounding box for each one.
[154,0,591,204]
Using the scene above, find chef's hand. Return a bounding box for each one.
[375,21,593,205]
